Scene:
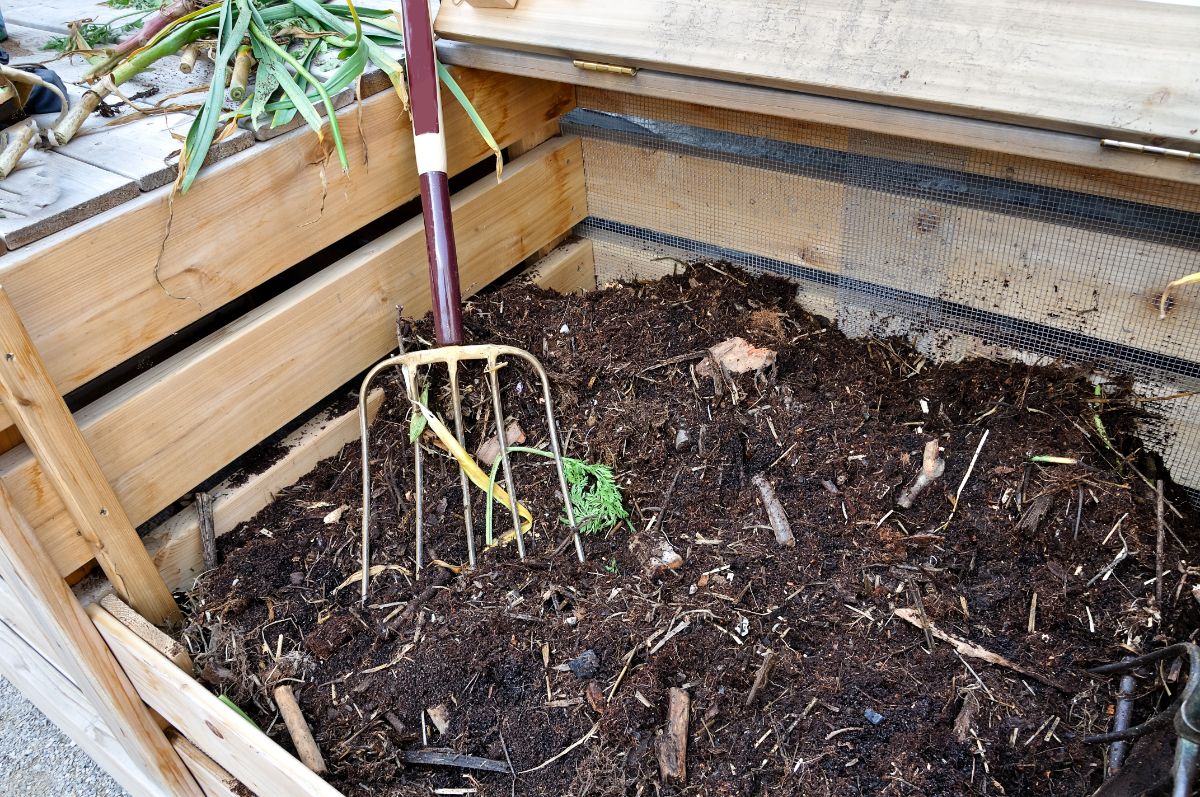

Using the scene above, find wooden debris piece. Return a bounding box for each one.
[696,337,776,378]
[99,594,193,672]
[195,491,217,571]
[476,421,526,467]
[897,440,946,508]
[893,608,1063,690]
[752,474,794,547]
[656,687,690,782]
[273,685,327,774]
[400,748,511,774]
[745,649,777,706]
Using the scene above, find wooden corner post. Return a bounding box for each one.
[0,287,181,626]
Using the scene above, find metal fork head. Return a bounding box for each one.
[357,343,585,603]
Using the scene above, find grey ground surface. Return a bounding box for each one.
[0,677,129,797]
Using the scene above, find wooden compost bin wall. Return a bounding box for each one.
[567,87,1200,503]
[0,66,592,797]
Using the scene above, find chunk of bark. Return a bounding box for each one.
[656,687,690,782]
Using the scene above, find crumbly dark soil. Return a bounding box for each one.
[184,264,1197,796]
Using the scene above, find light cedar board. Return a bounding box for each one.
[438,41,1200,194]
[147,241,594,593]
[582,138,844,272]
[0,138,586,578]
[91,606,343,797]
[436,0,1200,146]
[0,484,201,796]
[582,138,1200,364]
[576,87,1200,216]
[172,735,244,797]
[0,287,180,626]
[146,390,386,594]
[523,239,597,294]
[0,68,573,433]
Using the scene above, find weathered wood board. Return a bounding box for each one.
[437,0,1200,145]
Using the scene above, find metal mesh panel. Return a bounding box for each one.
[561,94,1200,505]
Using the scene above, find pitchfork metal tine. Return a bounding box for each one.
[402,363,427,573]
[448,362,476,568]
[487,355,526,559]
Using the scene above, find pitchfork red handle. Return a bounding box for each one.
[401,0,463,347]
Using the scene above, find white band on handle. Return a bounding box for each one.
[414,131,447,175]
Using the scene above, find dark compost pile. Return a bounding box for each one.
[183,265,1197,796]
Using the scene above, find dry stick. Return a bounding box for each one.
[656,687,690,782]
[519,722,600,774]
[752,473,794,547]
[745,649,778,707]
[897,440,946,508]
[909,581,935,652]
[274,685,327,774]
[893,607,1064,690]
[195,491,217,571]
[1156,479,1166,616]
[0,120,38,179]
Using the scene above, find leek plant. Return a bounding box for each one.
[62,0,500,193]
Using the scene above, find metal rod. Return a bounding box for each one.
[448,362,476,568]
[487,356,526,558]
[513,350,585,562]
[402,363,426,571]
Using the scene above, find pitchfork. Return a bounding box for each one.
[356,0,584,602]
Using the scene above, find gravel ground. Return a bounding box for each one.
[0,677,129,796]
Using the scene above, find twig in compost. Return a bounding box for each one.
[274,685,327,774]
[752,474,794,547]
[519,722,600,774]
[897,440,945,509]
[745,649,778,707]
[195,491,217,571]
[952,429,990,510]
[400,748,511,774]
[1086,534,1129,587]
[1156,479,1165,615]
[908,581,935,652]
[656,687,690,782]
[893,607,1064,690]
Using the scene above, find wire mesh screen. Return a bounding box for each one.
[560,90,1200,506]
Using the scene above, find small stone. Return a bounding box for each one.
[566,649,601,679]
[289,571,304,585]
[864,708,885,725]
[674,428,693,452]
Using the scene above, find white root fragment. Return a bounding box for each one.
[752,474,794,547]
[897,440,945,508]
[0,120,38,180]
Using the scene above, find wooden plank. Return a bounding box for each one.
[146,390,385,594]
[522,238,596,294]
[91,605,344,797]
[172,735,243,797]
[99,594,193,672]
[0,482,201,797]
[0,69,572,417]
[575,86,1200,216]
[0,288,181,626]
[583,137,844,274]
[581,138,1200,364]
[436,0,1200,145]
[2,137,586,579]
[0,146,140,251]
[437,41,1200,195]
